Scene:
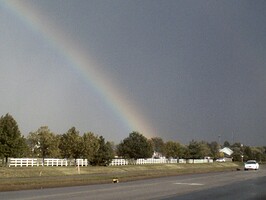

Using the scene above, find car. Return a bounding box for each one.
[216,158,226,162]
[244,160,259,170]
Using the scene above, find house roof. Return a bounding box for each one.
[219,147,233,156]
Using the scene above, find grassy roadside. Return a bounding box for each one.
[0,162,241,191]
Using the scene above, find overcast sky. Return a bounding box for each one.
[1,0,266,146]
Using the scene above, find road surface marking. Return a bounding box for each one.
[174,182,204,186]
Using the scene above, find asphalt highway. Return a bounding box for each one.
[164,175,266,200]
[1,166,265,200]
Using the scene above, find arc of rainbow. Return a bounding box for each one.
[1,0,154,138]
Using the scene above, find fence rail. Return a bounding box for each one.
[8,158,88,167]
[7,158,214,167]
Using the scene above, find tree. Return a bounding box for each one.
[231,143,244,162]
[0,114,28,163]
[27,126,60,159]
[243,146,253,161]
[150,137,165,157]
[208,141,220,159]
[188,140,201,159]
[59,127,82,160]
[188,140,211,159]
[117,131,153,160]
[223,141,230,148]
[80,132,99,162]
[91,136,114,166]
[260,147,266,161]
[250,147,264,162]
[164,141,181,159]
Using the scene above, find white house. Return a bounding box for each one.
[219,147,233,156]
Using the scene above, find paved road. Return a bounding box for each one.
[163,175,266,200]
[1,166,265,200]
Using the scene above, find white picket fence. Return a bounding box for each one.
[8,158,88,167]
[8,158,213,167]
[186,159,213,163]
[109,158,212,165]
[110,158,128,165]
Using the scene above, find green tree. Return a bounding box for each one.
[250,147,264,162]
[243,146,253,161]
[188,140,200,159]
[80,132,99,162]
[231,143,243,162]
[27,126,60,159]
[27,131,39,157]
[180,145,190,159]
[0,114,28,163]
[208,141,220,159]
[164,141,181,159]
[223,141,230,148]
[188,140,211,159]
[150,137,165,157]
[59,127,82,160]
[91,136,114,166]
[259,146,266,161]
[117,131,153,160]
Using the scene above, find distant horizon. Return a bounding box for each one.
[1,112,258,147]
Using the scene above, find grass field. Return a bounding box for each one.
[0,162,241,191]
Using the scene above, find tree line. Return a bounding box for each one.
[0,114,265,166]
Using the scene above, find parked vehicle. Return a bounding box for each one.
[216,158,225,162]
[244,160,259,170]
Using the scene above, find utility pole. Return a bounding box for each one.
[218,134,221,147]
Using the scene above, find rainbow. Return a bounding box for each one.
[1,0,154,138]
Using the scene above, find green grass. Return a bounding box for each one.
[0,162,240,191]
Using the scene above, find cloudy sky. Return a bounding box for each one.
[1,0,266,146]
